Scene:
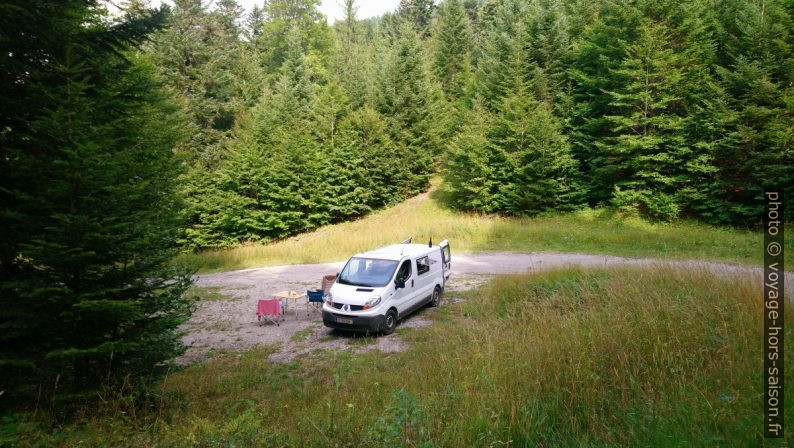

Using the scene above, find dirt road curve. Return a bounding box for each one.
[180,252,791,364]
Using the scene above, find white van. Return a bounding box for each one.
[322,239,451,334]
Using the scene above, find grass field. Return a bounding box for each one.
[178,186,792,273]
[14,267,791,446]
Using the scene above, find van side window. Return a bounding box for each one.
[442,246,451,263]
[416,256,430,275]
[396,260,412,282]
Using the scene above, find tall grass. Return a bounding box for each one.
[178,187,789,273]
[17,267,792,446]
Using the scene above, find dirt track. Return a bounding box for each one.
[178,252,792,364]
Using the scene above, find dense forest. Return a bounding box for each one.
[142,0,794,248]
[0,0,792,409]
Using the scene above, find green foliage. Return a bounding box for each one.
[566,0,792,223]
[377,22,446,165]
[152,0,261,163]
[398,0,437,36]
[690,0,794,225]
[0,0,192,407]
[255,0,332,73]
[493,90,583,214]
[596,18,698,220]
[161,0,791,245]
[332,0,376,108]
[474,0,530,111]
[445,91,582,215]
[375,389,428,446]
[4,0,792,425]
[444,109,505,212]
[177,7,433,248]
[443,0,793,224]
[525,0,571,105]
[433,0,473,101]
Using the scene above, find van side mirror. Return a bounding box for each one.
[395,278,405,289]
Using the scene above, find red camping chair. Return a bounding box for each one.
[257,298,283,326]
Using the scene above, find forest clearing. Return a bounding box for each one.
[182,250,793,364]
[2,0,792,445]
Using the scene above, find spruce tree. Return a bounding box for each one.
[333,0,375,108]
[202,27,319,245]
[474,0,530,111]
[245,4,266,41]
[444,107,507,212]
[492,88,582,215]
[699,0,794,224]
[433,0,473,101]
[341,106,409,208]
[152,0,260,164]
[0,0,191,404]
[597,19,692,220]
[526,0,571,106]
[444,89,581,215]
[377,22,444,192]
[568,1,641,204]
[255,0,332,73]
[398,0,437,36]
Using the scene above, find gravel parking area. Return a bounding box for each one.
[178,252,792,364]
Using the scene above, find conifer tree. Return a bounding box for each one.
[316,122,376,222]
[377,22,444,192]
[152,0,259,164]
[398,0,437,36]
[256,0,332,73]
[474,0,530,111]
[200,27,318,244]
[333,0,375,108]
[493,88,582,214]
[342,106,410,206]
[444,107,507,212]
[526,0,571,106]
[433,0,473,101]
[568,2,642,204]
[444,87,581,215]
[245,4,266,41]
[247,27,318,153]
[0,0,191,403]
[597,19,692,220]
[698,0,794,224]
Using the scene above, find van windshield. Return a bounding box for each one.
[337,257,399,287]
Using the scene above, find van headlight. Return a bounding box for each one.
[325,291,334,305]
[363,296,381,310]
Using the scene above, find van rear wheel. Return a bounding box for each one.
[430,286,442,307]
[382,309,398,335]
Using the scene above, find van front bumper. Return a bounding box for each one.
[322,310,385,333]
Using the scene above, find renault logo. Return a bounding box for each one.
[343,304,350,311]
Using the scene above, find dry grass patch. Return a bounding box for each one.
[178,186,789,273]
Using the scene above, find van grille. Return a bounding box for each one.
[331,303,364,311]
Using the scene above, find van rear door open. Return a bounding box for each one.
[439,240,451,284]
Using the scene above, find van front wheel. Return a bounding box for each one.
[430,286,442,307]
[382,309,398,335]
